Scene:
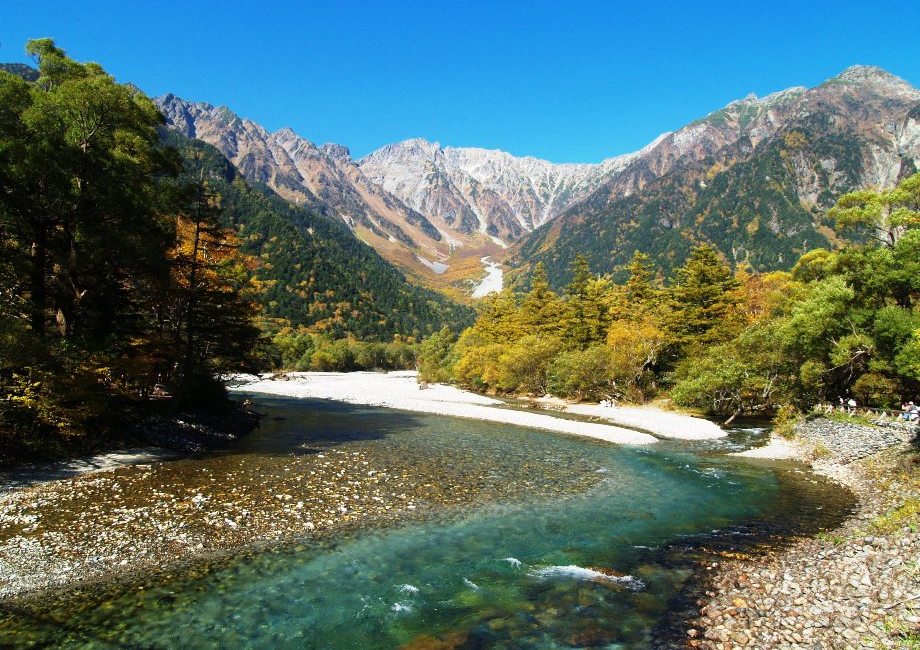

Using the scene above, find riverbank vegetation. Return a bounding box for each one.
[420,172,920,419]
[0,41,265,461]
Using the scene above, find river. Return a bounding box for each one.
[0,397,852,648]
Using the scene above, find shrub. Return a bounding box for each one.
[548,346,616,401]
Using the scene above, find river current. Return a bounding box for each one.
[0,397,852,648]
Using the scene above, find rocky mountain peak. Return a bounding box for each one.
[0,62,39,81]
[320,143,352,161]
[835,64,904,84]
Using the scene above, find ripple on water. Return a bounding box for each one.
[0,397,854,649]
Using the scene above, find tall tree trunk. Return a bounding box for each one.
[30,227,47,339]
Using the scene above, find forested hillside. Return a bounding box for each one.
[162,131,474,340]
[421,172,920,417]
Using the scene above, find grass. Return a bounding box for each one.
[878,614,920,648]
[816,531,846,545]
[811,441,832,459]
[872,498,920,534]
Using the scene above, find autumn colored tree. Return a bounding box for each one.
[162,179,261,402]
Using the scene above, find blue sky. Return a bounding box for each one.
[4,1,919,162]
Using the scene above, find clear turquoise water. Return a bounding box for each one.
[0,398,850,648]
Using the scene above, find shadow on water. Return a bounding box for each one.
[223,396,429,456]
[0,449,181,494]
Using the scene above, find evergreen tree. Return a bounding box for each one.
[565,254,592,298]
[666,245,740,348]
[518,263,565,337]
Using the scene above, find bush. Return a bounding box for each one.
[548,346,616,401]
[496,335,562,395]
[772,404,801,439]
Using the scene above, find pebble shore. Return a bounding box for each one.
[683,417,920,649]
[0,424,600,603]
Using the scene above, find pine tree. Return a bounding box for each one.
[518,263,565,337]
[666,245,740,348]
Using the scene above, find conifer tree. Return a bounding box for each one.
[518,263,564,337]
[666,245,740,348]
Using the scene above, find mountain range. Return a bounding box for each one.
[156,65,920,291]
[7,60,918,300]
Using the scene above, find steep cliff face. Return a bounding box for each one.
[157,65,920,295]
[514,66,920,287]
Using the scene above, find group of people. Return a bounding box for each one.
[818,398,919,422]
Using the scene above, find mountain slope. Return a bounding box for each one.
[0,63,39,81]
[514,66,920,286]
[161,129,474,339]
[357,138,662,242]
[157,95,485,285]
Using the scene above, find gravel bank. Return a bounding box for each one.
[229,371,659,445]
[683,417,920,649]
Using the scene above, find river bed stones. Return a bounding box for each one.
[0,431,601,603]
[679,419,920,650]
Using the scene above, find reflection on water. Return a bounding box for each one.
[0,397,852,649]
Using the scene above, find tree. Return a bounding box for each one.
[496,335,562,395]
[163,179,261,401]
[417,327,456,383]
[7,40,173,343]
[518,263,565,337]
[671,323,789,420]
[563,256,613,348]
[564,254,592,299]
[609,250,660,322]
[606,318,669,399]
[830,172,920,248]
[548,346,616,401]
[666,245,741,349]
[472,289,521,341]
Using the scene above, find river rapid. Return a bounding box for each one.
[0,398,853,649]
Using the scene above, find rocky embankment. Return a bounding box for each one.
[685,417,920,649]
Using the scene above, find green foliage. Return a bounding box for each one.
[829,172,920,248]
[517,263,566,337]
[0,41,264,460]
[852,372,898,408]
[671,173,920,415]
[417,327,456,383]
[496,335,562,395]
[515,119,859,290]
[666,245,742,349]
[271,330,418,372]
[772,404,802,440]
[671,312,796,416]
[422,167,920,416]
[547,346,616,401]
